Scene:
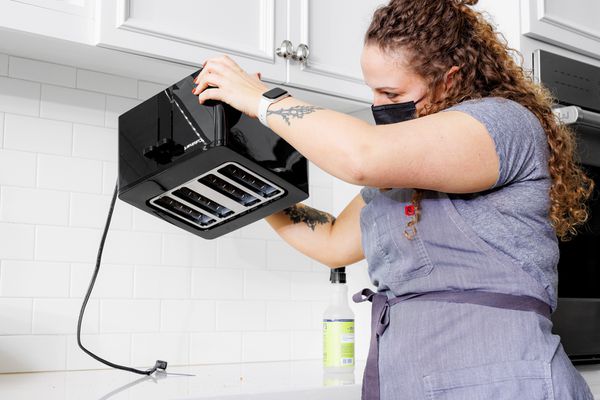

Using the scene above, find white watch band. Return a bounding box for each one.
[258,93,290,128]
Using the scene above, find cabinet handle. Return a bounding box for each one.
[293,43,310,63]
[276,40,295,59]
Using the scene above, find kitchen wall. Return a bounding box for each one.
[0,53,374,373]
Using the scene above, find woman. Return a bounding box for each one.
[192,0,595,398]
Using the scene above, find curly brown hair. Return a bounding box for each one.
[365,0,594,241]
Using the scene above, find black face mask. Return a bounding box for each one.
[371,97,423,125]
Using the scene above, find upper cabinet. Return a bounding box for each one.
[96,0,381,103]
[0,0,94,43]
[521,0,600,60]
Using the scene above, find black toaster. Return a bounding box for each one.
[117,69,309,239]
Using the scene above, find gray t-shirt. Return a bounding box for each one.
[361,97,559,308]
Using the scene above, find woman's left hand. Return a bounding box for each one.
[192,55,269,118]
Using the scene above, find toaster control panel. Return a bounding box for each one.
[149,161,286,230]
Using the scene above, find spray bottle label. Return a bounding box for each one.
[323,319,355,368]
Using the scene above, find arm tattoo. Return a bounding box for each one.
[283,204,336,231]
[267,105,324,126]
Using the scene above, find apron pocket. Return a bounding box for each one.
[422,360,554,400]
[377,213,434,283]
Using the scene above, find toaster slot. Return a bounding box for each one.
[172,187,234,218]
[217,164,281,198]
[155,196,216,226]
[199,174,260,206]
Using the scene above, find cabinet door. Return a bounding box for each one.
[521,0,600,60]
[96,0,288,82]
[287,0,382,103]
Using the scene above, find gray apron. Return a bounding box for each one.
[354,188,594,400]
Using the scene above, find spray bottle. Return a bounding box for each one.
[322,266,355,374]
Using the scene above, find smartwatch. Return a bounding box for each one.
[258,87,291,128]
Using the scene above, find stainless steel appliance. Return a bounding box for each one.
[533,49,600,364]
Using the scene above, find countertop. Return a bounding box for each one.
[0,360,365,400]
[0,361,598,399]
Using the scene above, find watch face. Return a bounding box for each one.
[263,87,288,99]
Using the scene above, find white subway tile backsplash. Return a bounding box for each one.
[308,186,333,212]
[100,299,160,333]
[191,268,244,300]
[32,298,98,334]
[138,81,166,100]
[0,112,4,147]
[0,53,8,76]
[0,51,347,373]
[102,161,117,195]
[101,230,162,265]
[40,84,105,126]
[266,240,312,271]
[0,260,70,297]
[237,219,279,241]
[35,225,101,263]
[0,76,40,116]
[242,331,291,362]
[0,186,69,225]
[190,236,217,268]
[37,153,103,193]
[0,149,37,187]
[0,222,35,260]
[105,95,140,129]
[9,57,76,87]
[69,192,132,230]
[66,333,131,370]
[134,265,191,299]
[162,233,193,267]
[189,332,242,364]
[72,124,117,162]
[291,271,331,301]
[77,69,137,99]
[217,238,266,269]
[291,330,321,360]
[131,332,190,366]
[244,270,290,300]
[70,263,134,299]
[266,302,312,331]
[216,300,266,331]
[0,335,66,373]
[0,298,33,334]
[160,300,216,332]
[309,161,333,187]
[4,113,72,155]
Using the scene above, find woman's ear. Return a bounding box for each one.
[444,66,461,91]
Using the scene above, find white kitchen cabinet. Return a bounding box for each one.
[0,0,94,43]
[96,0,381,103]
[286,0,381,102]
[521,0,600,60]
[96,0,288,83]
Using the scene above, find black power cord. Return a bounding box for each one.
[77,181,168,375]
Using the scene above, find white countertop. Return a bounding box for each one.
[0,361,598,400]
[0,360,364,400]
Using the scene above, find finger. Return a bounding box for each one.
[197,87,222,104]
[193,68,223,95]
[195,59,226,84]
[253,72,262,80]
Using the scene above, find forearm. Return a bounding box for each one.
[266,96,373,185]
[265,203,341,268]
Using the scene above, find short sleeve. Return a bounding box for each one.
[444,97,546,189]
[360,186,379,204]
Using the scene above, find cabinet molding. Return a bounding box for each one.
[522,0,600,60]
[96,0,287,83]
